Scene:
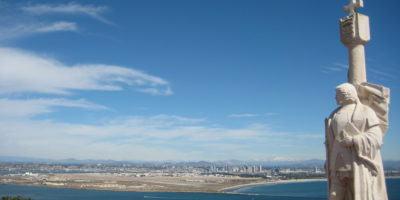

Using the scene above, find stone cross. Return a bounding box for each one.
[340,0,369,84]
[344,0,364,13]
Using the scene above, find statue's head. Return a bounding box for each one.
[335,83,359,106]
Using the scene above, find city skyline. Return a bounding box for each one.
[0,0,399,161]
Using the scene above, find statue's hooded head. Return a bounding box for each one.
[335,83,359,106]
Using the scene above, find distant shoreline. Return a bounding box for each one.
[221,176,400,193]
[220,178,326,193]
[0,176,400,195]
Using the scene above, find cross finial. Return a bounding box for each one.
[344,0,364,13]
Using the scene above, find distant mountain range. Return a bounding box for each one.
[0,156,134,165]
[0,156,324,166]
[1,156,400,169]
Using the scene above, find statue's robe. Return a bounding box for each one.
[326,103,388,200]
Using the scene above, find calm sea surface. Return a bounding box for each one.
[1,178,399,200]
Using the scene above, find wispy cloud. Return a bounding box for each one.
[272,156,299,161]
[369,68,398,80]
[0,47,172,95]
[228,113,275,118]
[21,3,112,25]
[136,87,173,96]
[0,114,316,161]
[0,3,111,42]
[0,91,322,161]
[36,21,78,32]
[321,63,399,82]
[0,21,78,42]
[145,114,206,125]
[0,90,319,161]
[321,63,348,73]
[0,98,107,118]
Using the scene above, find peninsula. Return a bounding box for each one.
[1,172,271,193]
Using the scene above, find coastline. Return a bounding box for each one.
[0,172,265,193]
[220,178,327,193]
[2,175,398,194]
[0,178,327,194]
[221,176,400,194]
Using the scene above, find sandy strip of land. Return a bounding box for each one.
[0,173,268,193]
[220,178,327,193]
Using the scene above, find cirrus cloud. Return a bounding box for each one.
[0,114,321,161]
[21,3,112,25]
[0,21,78,42]
[0,47,172,95]
[228,113,276,118]
[36,21,78,32]
[0,98,107,118]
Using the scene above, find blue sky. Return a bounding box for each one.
[0,0,399,161]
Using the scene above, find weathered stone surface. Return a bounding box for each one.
[325,83,388,200]
[340,12,370,84]
[325,1,390,199]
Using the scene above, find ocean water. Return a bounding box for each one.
[0,178,399,200]
[233,180,326,198]
[234,178,400,200]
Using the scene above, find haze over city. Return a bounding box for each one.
[0,0,399,161]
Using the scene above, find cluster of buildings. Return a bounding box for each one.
[1,161,399,181]
[0,162,327,179]
[208,165,263,174]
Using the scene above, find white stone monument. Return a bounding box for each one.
[325,1,390,199]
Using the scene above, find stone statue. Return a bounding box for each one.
[324,1,390,199]
[325,83,388,200]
